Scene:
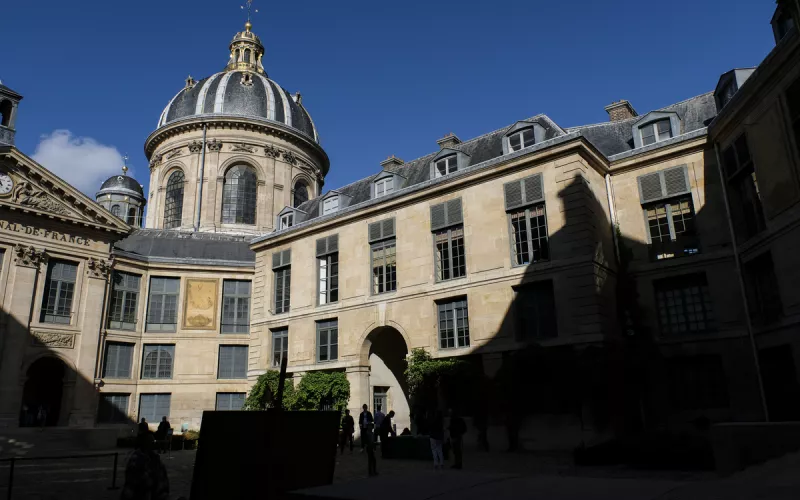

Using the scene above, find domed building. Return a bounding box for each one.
[96,164,146,227]
[142,21,328,234]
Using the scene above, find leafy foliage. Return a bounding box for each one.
[243,370,296,410]
[404,348,473,410]
[294,371,350,411]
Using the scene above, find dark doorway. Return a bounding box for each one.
[20,357,65,427]
[759,345,800,421]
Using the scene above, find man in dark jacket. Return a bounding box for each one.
[138,418,150,436]
[358,404,373,451]
[155,416,171,454]
[448,409,467,469]
[379,410,396,443]
[340,409,355,454]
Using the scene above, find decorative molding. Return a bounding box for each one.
[274,184,284,190]
[231,143,255,153]
[188,141,203,153]
[166,148,183,159]
[149,154,163,170]
[31,330,75,349]
[264,145,281,158]
[282,150,297,165]
[13,244,46,268]
[207,139,223,152]
[257,180,267,187]
[86,257,112,279]
[11,181,70,215]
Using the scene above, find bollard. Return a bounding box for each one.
[108,452,119,490]
[6,457,14,500]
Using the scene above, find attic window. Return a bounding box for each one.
[718,81,737,109]
[773,8,796,43]
[374,177,394,198]
[322,196,339,215]
[640,119,672,146]
[279,213,294,230]
[434,155,459,178]
[508,127,535,152]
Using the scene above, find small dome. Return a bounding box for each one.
[98,174,145,197]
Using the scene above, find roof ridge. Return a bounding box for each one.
[658,90,714,110]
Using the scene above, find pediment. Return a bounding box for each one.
[0,148,130,233]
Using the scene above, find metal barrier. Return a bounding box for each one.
[0,451,120,500]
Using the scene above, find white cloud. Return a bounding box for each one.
[32,130,129,196]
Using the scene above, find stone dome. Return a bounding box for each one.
[155,71,319,143]
[98,173,144,197]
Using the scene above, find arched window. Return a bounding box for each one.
[234,49,240,62]
[222,165,257,224]
[127,207,137,226]
[110,204,121,218]
[142,346,173,379]
[0,100,11,127]
[293,180,309,207]
[163,170,185,229]
[244,49,251,63]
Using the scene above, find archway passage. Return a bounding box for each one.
[364,326,411,433]
[20,357,65,427]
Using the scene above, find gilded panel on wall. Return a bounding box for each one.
[183,278,219,330]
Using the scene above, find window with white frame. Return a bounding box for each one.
[374,177,394,198]
[141,345,175,379]
[316,235,339,305]
[221,280,250,333]
[640,119,673,146]
[41,260,78,324]
[108,271,140,330]
[316,319,338,362]
[272,328,288,368]
[507,127,536,152]
[437,298,469,349]
[322,196,339,215]
[434,155,459,178]
[279,213,294,230]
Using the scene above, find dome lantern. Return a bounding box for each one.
[226,21,266,75]
[96,156,147,227]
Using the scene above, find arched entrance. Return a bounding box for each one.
[362,326,411,432]
[20,357,65,427]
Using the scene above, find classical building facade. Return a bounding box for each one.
[1,2,799,446]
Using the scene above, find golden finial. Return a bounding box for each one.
[122,154,129,175]
[241,0,258,28]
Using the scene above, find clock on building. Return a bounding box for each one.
[0,171,13,195]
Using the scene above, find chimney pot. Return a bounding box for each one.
[436,132,462,149]
[380,155,405,169]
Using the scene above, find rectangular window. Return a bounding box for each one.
[722,134,765,242]
[103,342,134,379]
[218,345,248,379]
[316,319,338,363]
[145,277,179,332]
[667,355,729,410]
[508,128,535,152]
[221,280,251,333]
[41,260,78,324]
[108,272,141,330]
[322,196,339,215]
[644,196,699,260]
[272,249,291,314]
[216,393,246,411]
[434,155,458,178]
[141,344,175,379]
[514,281,557,340]
[654,274,715,336]
[369,218,397,294]
[279,213,294,230]
[435,227,466,281]
[504,174,548,266]
[139,393,171,423]
[272,328,288,368]
[743,252,783,325]
[374,177,394,198]
[640,119,672,146]
[437,298,469,349]
[317,235,339,305]
[98,394,129,423]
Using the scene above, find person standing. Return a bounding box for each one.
[138,417,150,436]
[358,404,373,452]
[156,416,171,454]
[340,409,355,454]
[379,410,396,443]
[363,421,378,477]
[373,405,385,444]
[429,410,445,470]
[121,433,169,500]
[448,409,467,469]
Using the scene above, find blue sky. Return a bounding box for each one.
[3,0,777,198]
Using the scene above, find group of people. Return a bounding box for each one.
[120,416,174,500]
[138,416,173,454]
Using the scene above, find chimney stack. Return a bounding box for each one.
[604,100,638,122]
[436,132,462,149]
[380,155,405,169]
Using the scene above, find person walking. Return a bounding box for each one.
[448,409,467,469]
[373,405,385,444]
[363,421,378,477]
[358,404,373,452]
[138,417,150,436]
[121,433,170,500]
[379,410,396,443]
[429,410,445,470]
[340,409,355,454]
[155,416,171,454]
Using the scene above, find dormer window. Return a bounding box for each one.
[508,128,535,152]
[773,6,796,43]
[434,155,459,178]
[640,119,672,146]
[375,177,394,198]
[323,196,339,215]
[279,213,294,230]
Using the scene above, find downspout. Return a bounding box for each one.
[194,124,207,232]
[713,142,769,421]
[93,259,113,383]
[604,173,621,264]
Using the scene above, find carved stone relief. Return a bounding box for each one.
[264,145,280,158]
[149,154,163,169]
[188,141,203,153]
[231,143,255,153]
[11,181,70,215]
[86,257,112,279]
[31,330,75,349]
[13,244,46,268]
[166,148,183,159]
[207,140,223,152]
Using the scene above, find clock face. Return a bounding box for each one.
[0,172,13,195]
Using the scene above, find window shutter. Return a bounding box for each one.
[430,203,447,230]
[504,174,543,210]
[316,238,327,257]
[504,181,523,210]
[272,249,291,268]
[523,174,544,203]
[272,252,281,269]
[638,172,665,203]
[316,235,338,256]
[327,235,338,253]
[663,165,690,197]
[369,218,396,242]
[446,198,463,225]
[382,218,395,238]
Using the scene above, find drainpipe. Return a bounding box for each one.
[604,173,621,264]
[194,124,207,232]
[713,142,769,422]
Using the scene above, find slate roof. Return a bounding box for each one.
[98,174,145,197]
[114,229,254,266]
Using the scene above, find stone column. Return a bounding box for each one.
[68,257,111,427]
[346,365,370,439]
[0,245,45,427]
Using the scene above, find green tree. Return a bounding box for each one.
[242,370,297,410]
[405,348,473,410]
[294,371,350,411]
